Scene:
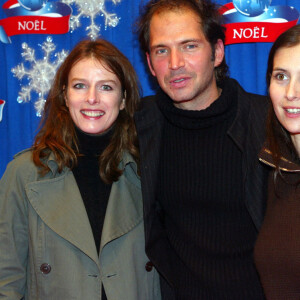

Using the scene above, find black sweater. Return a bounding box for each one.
[156,79,265,299]
[72,127,112,300]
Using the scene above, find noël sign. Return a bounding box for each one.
[0,0,72,43]
[220,1,300,45]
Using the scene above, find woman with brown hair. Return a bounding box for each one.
[0,39,160,300]
[254,25,300,299]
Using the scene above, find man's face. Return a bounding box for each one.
[147,8,224,110]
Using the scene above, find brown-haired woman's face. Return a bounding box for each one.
[65,58,125,134]
[270,44,300,147]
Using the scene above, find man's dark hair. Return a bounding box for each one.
[136,0,229,82]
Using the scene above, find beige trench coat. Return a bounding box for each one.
[0,150,161,300]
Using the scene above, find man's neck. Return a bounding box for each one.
[173,87,222,111]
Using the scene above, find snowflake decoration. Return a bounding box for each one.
[61,0,121,40]
[11,36,68,117]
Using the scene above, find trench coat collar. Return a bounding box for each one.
[99,152,142,252]
[259,147,300,172]
[26,151,141,268]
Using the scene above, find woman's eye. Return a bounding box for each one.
[274,73,288,81]
[73,83,86,89]
[101,85,112,91]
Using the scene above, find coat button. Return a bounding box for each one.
[40,263,51,274]
[145,261,154,272]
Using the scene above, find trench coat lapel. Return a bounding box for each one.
[100,155,143,251]
[26,169,99,266]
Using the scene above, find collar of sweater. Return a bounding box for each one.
[75,126,113,156]
[156,78,237,130]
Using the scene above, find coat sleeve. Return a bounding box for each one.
[0,156,30,299]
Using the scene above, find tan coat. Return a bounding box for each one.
[0,149,161,300]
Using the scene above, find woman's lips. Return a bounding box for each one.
[81,110,104,118]
[284,107,300,118]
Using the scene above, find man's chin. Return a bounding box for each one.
[171,98,192,104]
[171,97,195,110]
[164,89,192,103]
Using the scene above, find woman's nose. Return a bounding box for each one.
[286,78,300,101]
[86,86,99,104]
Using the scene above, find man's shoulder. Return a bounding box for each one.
[245,93,269,116]
[246,91,268,105]
[142,95,156,101]
[138,95,157,110]
[134,93,165,130]
[135,94,160,117]
[231,78,269,110]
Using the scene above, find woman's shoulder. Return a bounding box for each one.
[10,148,35,170]
[13,147,33,160]
[2,148,38,181]
[2,148,67,186]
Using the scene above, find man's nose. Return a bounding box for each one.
[169,49,184,70]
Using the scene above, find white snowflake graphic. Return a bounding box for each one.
[61,0,121,39]
[11,36,68,117]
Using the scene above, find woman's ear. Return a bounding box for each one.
[63,85,68,107]
[120,98,125,110]
[120,90,126,110]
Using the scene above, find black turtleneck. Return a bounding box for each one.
[72,127,112,300]
[72,127,112,253]
[156,79,264,299]
[157,80,235,130]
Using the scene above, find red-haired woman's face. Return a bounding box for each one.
[65,58,125,134]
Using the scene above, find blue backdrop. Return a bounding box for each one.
[0,0,299,177]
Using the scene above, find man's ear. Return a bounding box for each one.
[146,52,156,77]
[214,39,225,68]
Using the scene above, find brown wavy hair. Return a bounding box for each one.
[266,25,300,169]
[135,0,229,83]
[32,39,140,183]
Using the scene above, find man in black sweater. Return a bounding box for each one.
[135,0,269,299]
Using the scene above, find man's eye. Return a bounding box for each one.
[73,83,86,89]
[185,44,197,50]
[156,49,167,55]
